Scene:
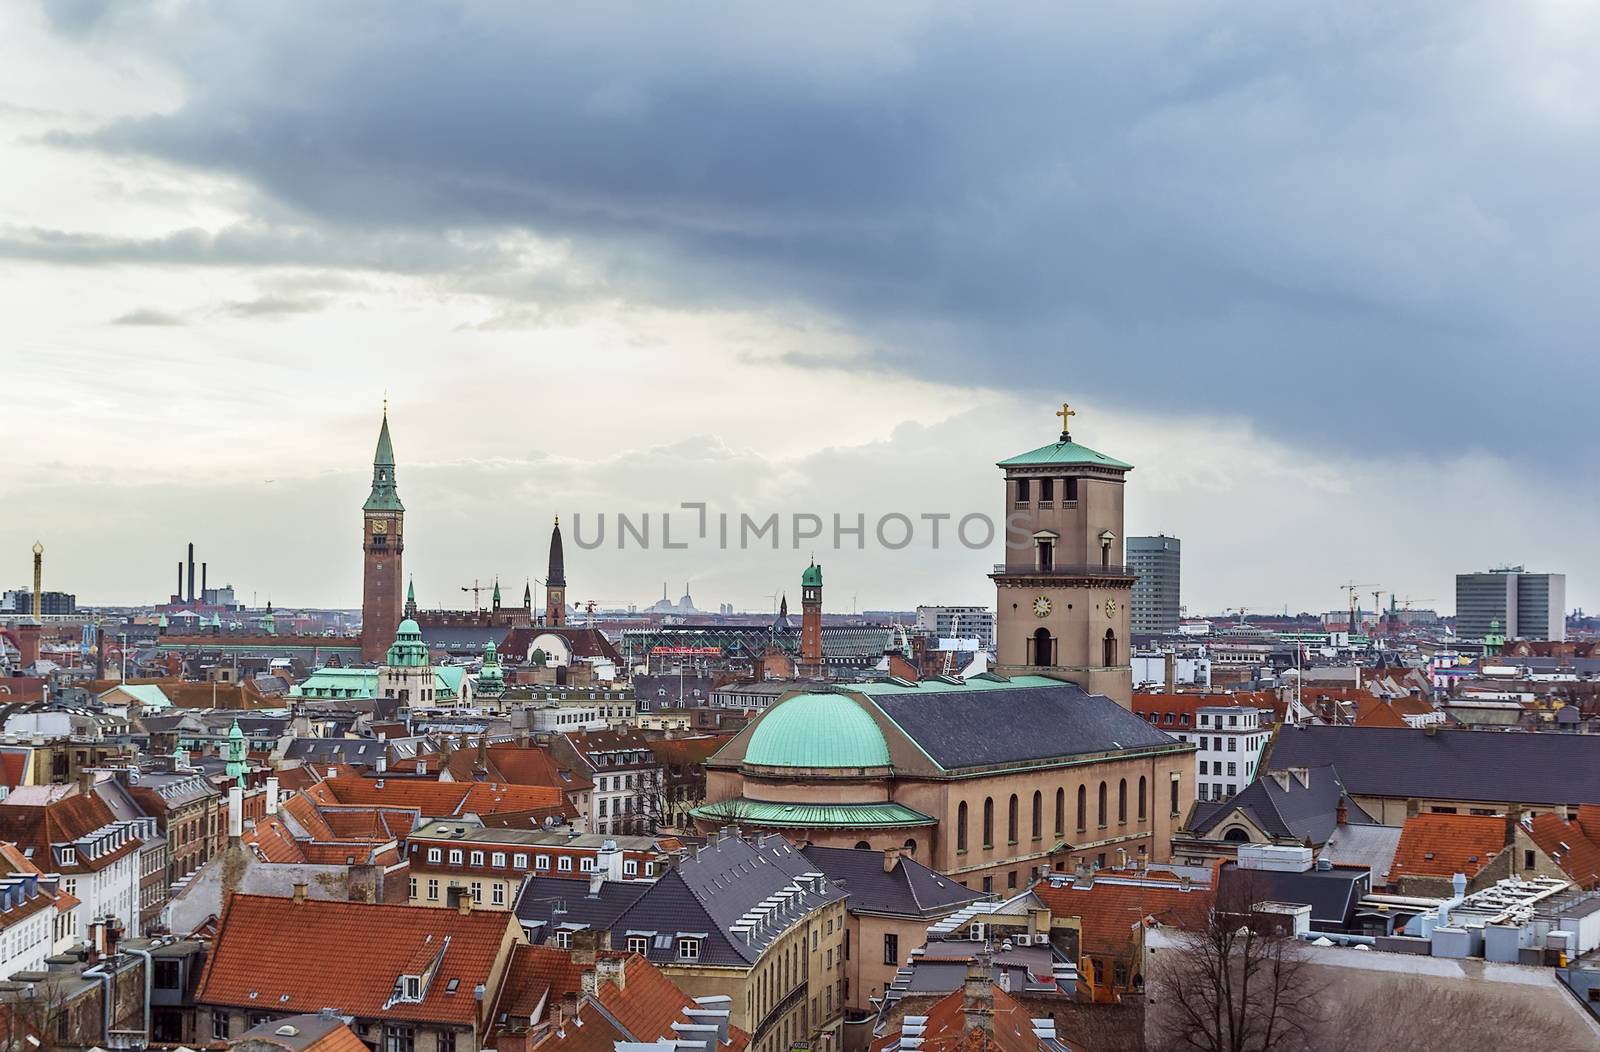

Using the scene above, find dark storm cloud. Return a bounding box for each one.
[49,1,1600,459]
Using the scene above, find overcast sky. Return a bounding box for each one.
[2,1,1595,616]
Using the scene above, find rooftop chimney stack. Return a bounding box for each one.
[228,784,243,844]
[266,776,280,816]
[202,561,208,599]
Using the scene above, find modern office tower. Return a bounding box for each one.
[1128,535,1182,635]
[1455,567,1566,641]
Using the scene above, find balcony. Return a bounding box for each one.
[993,563,1136,578]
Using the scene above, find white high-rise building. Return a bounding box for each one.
[914,605,995,651]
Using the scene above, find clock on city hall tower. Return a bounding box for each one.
[991,403,1135,707]
[360,408,405,663]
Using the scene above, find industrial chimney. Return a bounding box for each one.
[202,561,208,601]
[187,543,196,603]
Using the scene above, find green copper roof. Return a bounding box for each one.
[492,579,502,606]
[801,562,823,588]
[997,440,1132,471]
[364,411,405,512]
[374,411,395,467]
[689,799,935,828]
[385,618,429,667]
[106,684,171,710]
[745,693,891,768]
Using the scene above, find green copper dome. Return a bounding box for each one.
[745,694,891,769]
[385,618,429,667]
[476,639,505,696]
[801,562,823,588]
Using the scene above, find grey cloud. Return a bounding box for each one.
[0,222,512,273]
[41,1,1600,461]
[218,293,332,318]
[110,307,185,326]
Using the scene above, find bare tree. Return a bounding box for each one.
[690,795,760,833]
[1146,874,1323,1052]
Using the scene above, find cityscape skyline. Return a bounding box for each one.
[3,401,1588,619]
[4,2,1597,615]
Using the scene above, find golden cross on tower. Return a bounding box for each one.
[1056,401,1076,438]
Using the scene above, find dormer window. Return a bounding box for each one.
[60,847,76,866]
[676,937,701,961]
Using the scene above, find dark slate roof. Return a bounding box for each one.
[513,876,650,940]
[866,680,1180,770]
[606,831,844,967]
[281,737,390,765]
[1220,863,1371,928]
[1188,764,1374,843]
[1267,727,1600,806]
[800,845,985,918]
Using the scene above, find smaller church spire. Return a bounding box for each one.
[523,580,532,609]
[492,577,502,610]
[404,576,417,619]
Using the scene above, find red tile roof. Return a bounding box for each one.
[305,769,567,820]
[1526,807,1600,889]
[1390,813,1506,881]
[872,982,1042,1052]
[517,952,751,1052]
[1033,876,1213,957]
[1353,698,1411,729]
[0,794,139,873]
[197,894,519,1026]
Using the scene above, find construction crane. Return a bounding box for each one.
[1340,582,1375,634]
[460,580,486,610]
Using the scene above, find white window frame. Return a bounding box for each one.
[626,936,649,955]
[469,850,485,867]
[427,848,441,863]
[677,937,701,961]
[558,856,573,872]
[536,855,551,871]
[491,852,506,868]
[513,853,528,869]
[449,849,463,865]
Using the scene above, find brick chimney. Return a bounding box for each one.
[1335,799,1348,826]
[292,882,308,904]
[962,950,994,1034]
[882,845,901,873]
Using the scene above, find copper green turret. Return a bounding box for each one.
[363,409,405,512]
[226,718,246,785]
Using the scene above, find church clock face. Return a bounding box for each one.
[1033,596,1052,618]
[372,519,388,534]
[1104,598,1118,618]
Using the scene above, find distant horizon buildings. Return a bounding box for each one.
[1456,566,1566,642]
[1128,534,1181,635]
[914,605,996,651]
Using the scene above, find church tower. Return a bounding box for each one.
[360,408,405,663]
[545,518,567,626]
[798,561,824,677]
[992,403,1135,707]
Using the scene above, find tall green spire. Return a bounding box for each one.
[226,719,246,785]
[363,407,405,512]
[404,576,417,618]
[492,577,502,609]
